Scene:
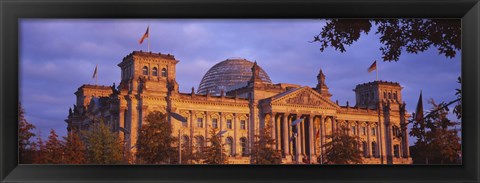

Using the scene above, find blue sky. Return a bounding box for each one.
[19,19,461,144]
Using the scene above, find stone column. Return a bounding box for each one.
[366,122,372,157]
[308,114,314,162]
[282,113,290,158]
[205,111,210,144]
[288,114,294,156]
[119,107,126,140]
[190,110,195,148]
[300,115,305,156]
[233,113,238,156]
[319,115,324,157]
[270,112,276,148]
[275,113,281,150]
[376,122,381,159]
[312,115,318,155]
[130,97,138,152]
[331,116,337,135]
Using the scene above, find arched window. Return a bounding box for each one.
[161,68,167,77]
[372,142,377,157]
[152,67,158,76]
[388,92,392,99]
[394,92,398,100]
[195,136,204,153]
[142,66,149,75]
[240,137,247,156]
[362,141,368,157]
[383,91,387,99]
[226,137,234,156]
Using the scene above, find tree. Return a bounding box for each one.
[320,126,363,164]
[250,124,282,164]
[311,19,460,62]
[83,121,123,164]
[180,138,201,164]
[312,19,462,121]
[33,133,47,164]
[44,129,64,164]
[410,99,461,164]
[202,128,227,164]
[63,132,87,164]
[136,111,176,164]
[18,102,36,163]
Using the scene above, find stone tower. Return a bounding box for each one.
[353,81,403,109]
[315,69,332,100]
[117,51,178,95]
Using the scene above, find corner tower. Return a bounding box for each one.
[353,81,403,109]
[117,51,179,95]
[315,69,332,100]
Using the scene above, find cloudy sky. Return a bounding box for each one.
[20,19,461,144]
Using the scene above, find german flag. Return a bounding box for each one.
[367,60,377,73]
[139,26,149,44]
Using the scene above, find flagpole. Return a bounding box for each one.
[376,62,378,81]
[147,25,150,52]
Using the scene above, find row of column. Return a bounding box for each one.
[268,112,392,163]
[268,113,337,162]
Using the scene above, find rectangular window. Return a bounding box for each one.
[227,119,232,129]
[351,126,356,135]
[240,120,246,130]
[197,118,203,128]
[212,118,218,128]
[394,144,400,157]
[371,127,376,136]
[362,126,366,135]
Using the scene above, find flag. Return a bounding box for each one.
[139,26,149,44]
[415,91,424,122]
[315,128,320,139]
[92,65,98,79]
[367,60,377,73]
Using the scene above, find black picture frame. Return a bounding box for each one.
[1,0,479,182]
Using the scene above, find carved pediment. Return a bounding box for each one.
[271,87,339,109]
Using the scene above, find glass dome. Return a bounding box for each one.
[197,58,272,95]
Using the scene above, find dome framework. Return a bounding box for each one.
[197,58,272,95]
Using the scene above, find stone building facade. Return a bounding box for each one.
[65,51,412,164]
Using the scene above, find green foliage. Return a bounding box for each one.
[136,111,176,164]
[63,132,87,164]
[202,128,227,164]
[312,19,460,61]
[320,126,363,164]
[250,124,282,164]
[83,121,123,164]
[44,129,64,164]
[410,99,461,164]
[18,102,36,163]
